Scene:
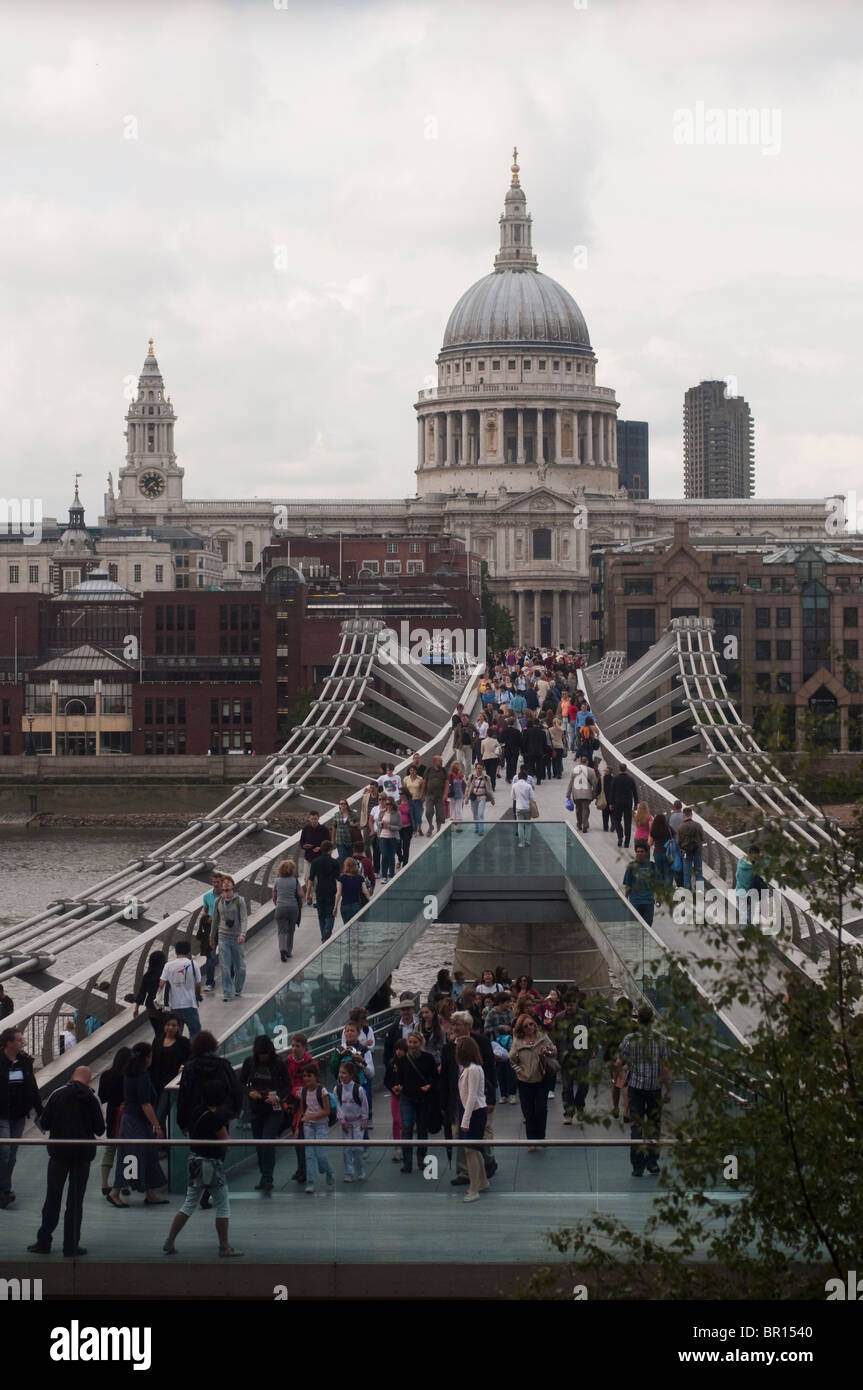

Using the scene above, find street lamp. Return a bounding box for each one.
[25,713,35,756]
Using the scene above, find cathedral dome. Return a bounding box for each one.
[439,149,591,354]
[442,269,590,351]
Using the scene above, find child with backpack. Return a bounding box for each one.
[295,1064,334,1194]
[335,1060,369,1182]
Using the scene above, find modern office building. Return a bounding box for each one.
[617,420,649,499]
[683,379,755,499]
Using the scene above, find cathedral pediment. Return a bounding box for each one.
[495,487,576,514]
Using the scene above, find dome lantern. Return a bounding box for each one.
[494,146,537,273]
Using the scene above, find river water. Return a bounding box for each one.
[0,828,459,1010]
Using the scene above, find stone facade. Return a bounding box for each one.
[102,158,831,649]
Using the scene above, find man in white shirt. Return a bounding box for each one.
[512,771,536,848]
[158,941,203,1037]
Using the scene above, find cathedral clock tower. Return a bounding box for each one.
[117,339,184,515]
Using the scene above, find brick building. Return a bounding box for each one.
[596,520,863,750]
[0,534,482,757]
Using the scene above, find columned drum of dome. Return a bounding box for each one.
[415,151,619,498]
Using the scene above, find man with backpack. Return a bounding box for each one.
[675,807,705,889]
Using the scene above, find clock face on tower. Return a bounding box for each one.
[138,471,166,499]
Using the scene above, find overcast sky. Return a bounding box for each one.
[2,0,862,517]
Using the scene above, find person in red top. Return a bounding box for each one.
[285,1033,314,1184]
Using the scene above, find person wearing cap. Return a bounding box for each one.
[382,996,418,1065]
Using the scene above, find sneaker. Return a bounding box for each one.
[355,1172,366,1182]
[646,1163,660,1175]
[222,997,230,1003]
[204,984,215,993]
[305,1183,315,1193]
[255,1179,273,1191]
[508,1095,518,1104]
[563,1115,573,1125]
[325,1172,334,1187]
[631,1169,644,1177]
[343,1175,354,1183]
[548,1092,555,1103]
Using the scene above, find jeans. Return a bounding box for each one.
[303,1119,332,1181]
[172,1006,201,1038]
[517,1079,549,1140]
[398,825,413,865]
[203,949,217,988]
[471,798,487,833]
[425,795,446,831]
[631,899,655,927]
[399,1098,428,1171]
[562,1075,589,1117]
[36,1153,92,1253]
[219,937,246,1000]
[342,1120,365,1178]
[653,847,671,887]
[336,843,351,868]
[496,1057,518,1099]
[613,805,633,846]
[380,838,397,879]
[515,808,532,845]
[409,798,424,833]
[682,851,703,890]
[251,1108,283,1182]
[629,1087,663,1173]
[0,1116,25,1193]
[342,900,361,923]
[317,905,335,942]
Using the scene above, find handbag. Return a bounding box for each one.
[565,796,575,812]
[596,789,607,811]
[530,799,540,819]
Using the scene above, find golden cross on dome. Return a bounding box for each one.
[511,146,520,187]
[148,337,154,355]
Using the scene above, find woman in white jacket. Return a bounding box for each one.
[456,1036,488,1203]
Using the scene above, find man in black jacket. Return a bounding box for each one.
[0,1026,42,1208]
[177,1032,243,1132]
[610,763,639,849]
[439,1011,497,1185]
[28,1066,105,1257]
[500,719,524,783]
[521,716,548,785]
[382,995,418,1065]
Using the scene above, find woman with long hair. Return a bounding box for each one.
[397,789,414,869]
[513,974,542,1003]
[436,997,455,1038]
[456,1036,488,1203]
[417,1003,445,1066]
[510,1013,557,1151]
[107,1042,167,1207]
[98,1045,132,1195]
[150,1014,190,1130]
[132,950,168,1037]
[272,858,302,962]
[634,802,653,846]
[549,718,566,780]
[334,857,370,923]
[649,808,672,886]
